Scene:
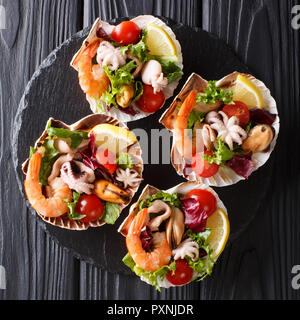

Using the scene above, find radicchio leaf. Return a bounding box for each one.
[96,26,111,41]
[250,108,276,126]
[140,226,153,252]
[119,105,140,116]
[226,152,254,179]
[80,132,124,188]
[180,198,208,232]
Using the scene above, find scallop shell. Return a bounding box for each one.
[22,114,144,231]
[159,71,280,187]
[70,15,183,123]
[118,181,228,289]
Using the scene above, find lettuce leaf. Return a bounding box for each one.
[63,192,86,220]
[138,190,182,211]
[38,138,60,185]
[101,61,137,108]
[203,137,235,165]
[187,110,206,130]
[122,253,176,291]
[186,229,215,279]
[102,202,121,224]
[120,29,153,63]
[116,152,133,170]
[160,60,183,83]
[47,123,89,149]
[196,80,234,105]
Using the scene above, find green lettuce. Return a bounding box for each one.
[122,253,176,291]
[38,138,60,186]
[196,80,234,105]
[120,29,153,63]
[203,137,235,165]
[138,190,182,211]
[102,202,121,224]
[187,110,206,130]
[47,123,89,149]
[186,229,215,279]
[101,61,137,108]
[63,192,86,220]
[116,152,133,169]
[160,60,183,83]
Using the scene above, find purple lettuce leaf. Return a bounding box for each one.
[180,198,208,232]
[250,108,276,126]
[140,226,153,252]
[226,152,254,179]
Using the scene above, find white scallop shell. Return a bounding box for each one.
[160,72,280,187]
[71,15,183,123]
[119,181,228,289]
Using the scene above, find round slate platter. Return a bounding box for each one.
[12,17,273,275]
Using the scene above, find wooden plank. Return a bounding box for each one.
[0,0,83,299]
[202,0,300,299]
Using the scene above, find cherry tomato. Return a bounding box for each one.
[166,259,193,286]
[96,148,117,174]
[222,101,250,127]
[135,84,165,113]
[186,189,217,217]
[191,151,219,178]
[75,194,104,223]
[111,21,141,45]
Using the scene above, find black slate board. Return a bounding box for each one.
[12,17,273,275]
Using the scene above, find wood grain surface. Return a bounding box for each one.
[0,0,299,300]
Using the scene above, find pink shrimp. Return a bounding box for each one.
[78,40,110,100]
[174,90,199,159]
[126,208,172,272]
[24,152,72,218]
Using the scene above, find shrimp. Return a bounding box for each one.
[174,89,199,159]
[78,40,110,100]
[24,152,72,218]
[126,208,172,272]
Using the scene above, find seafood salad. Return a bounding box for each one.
[160,72,280,186]
[22,114,143,230]
[119,182,229,290]
[71,15,183,122]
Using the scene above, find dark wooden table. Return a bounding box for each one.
[0,0,299,300]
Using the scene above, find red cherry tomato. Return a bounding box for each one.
[166,259,194,286]
[111,21,141,45]
[96,148,117,174]
[191,151,219,178]
[186,189,217,217]
[75,194,104,223]
[135,84,165,113]
[222,101,250,127]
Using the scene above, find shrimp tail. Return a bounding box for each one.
[128,208,148,236]
[26,152,42,181]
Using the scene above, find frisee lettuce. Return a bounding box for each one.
[196,80,234,105]
[160,60,183,83]
[122,253,176,291]
[138,191,182,211]
[120,29,154,63]
[186,229,215,279]
[63,192,86,220]
[101,61,137,108]
[203,137,235,165]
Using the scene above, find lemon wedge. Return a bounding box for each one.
[145,23,177,58]
[90,124,137,155]
[206,208,230,259]
[231,74,264,109]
